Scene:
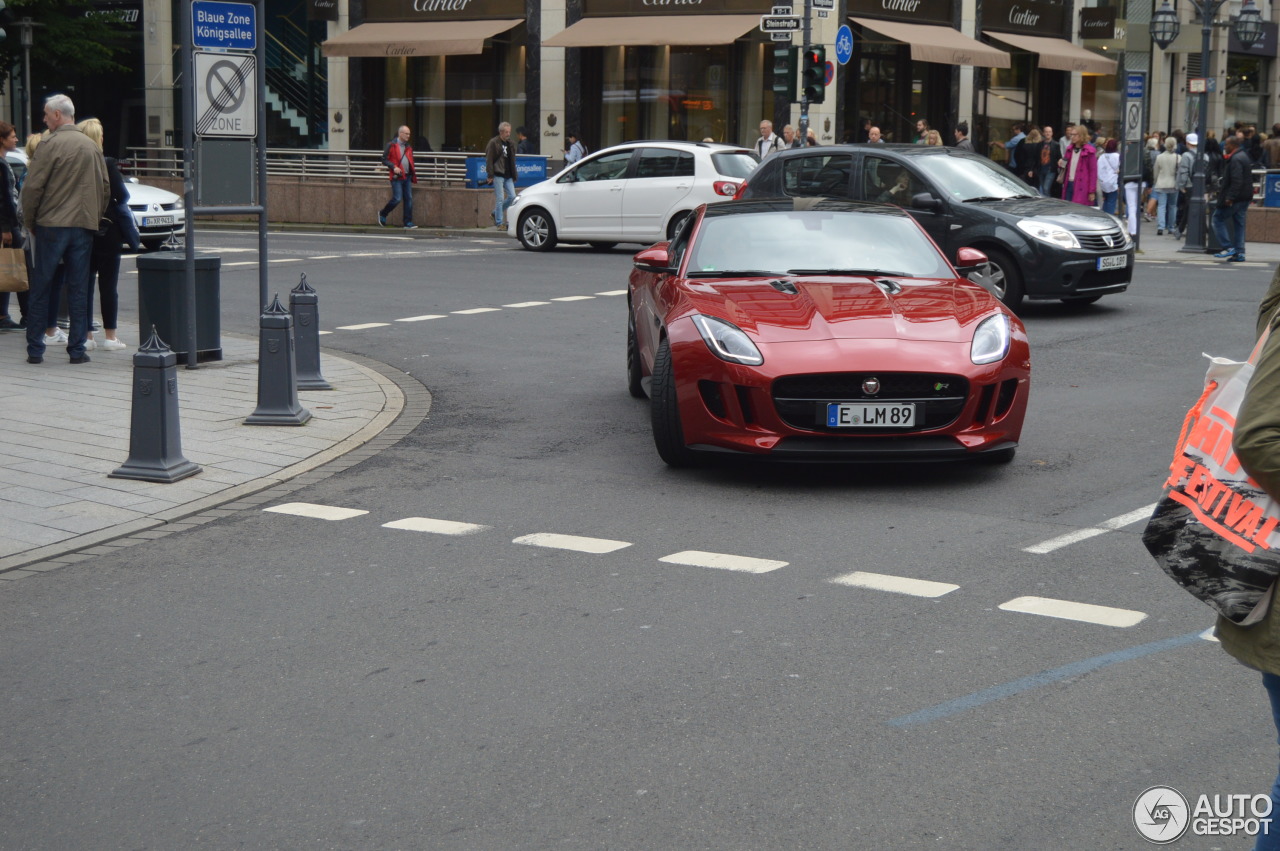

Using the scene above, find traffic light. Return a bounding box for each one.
[802,46,826,104]
[0,2,10,42]
[772,46,797,101]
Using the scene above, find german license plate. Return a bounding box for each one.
[1097,254,1127,271]
[826,402,915,427]
[143,215,175,227]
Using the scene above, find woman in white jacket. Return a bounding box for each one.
[1097,138,1120,214]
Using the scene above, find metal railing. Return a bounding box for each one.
[124,146,476,183]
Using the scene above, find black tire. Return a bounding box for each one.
[666,211,690,241]
[650,339,695,467]
[627,309,645,399]
[589,242,617,251]
[983,248,1024,311]
[517,208,558,251]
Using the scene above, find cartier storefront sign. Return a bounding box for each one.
[365,0,525,22]
[982,0,1065,36]
[847,0,953,27]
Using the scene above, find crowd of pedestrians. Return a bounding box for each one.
[0,93,133,365]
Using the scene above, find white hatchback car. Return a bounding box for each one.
[124,178,186,251]
[507,141,758,251]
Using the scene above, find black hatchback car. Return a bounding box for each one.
[736,144,1133,309]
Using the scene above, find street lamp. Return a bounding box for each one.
[1150,0,1265,252]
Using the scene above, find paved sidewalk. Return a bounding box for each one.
[0,324,413,577]
[1133,214,1280,265]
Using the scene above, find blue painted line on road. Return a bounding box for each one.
[886,630,1207,728]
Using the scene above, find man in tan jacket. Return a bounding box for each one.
[20,93,108,364]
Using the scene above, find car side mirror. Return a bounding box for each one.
[910,192,943,212]
[633,246,674,274]
[954,247,989,269]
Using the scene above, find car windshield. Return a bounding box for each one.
[711,151,759,179]
[686,210,953,279]
[912,154,1037,201]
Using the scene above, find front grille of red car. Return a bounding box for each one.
[771,372,969,433]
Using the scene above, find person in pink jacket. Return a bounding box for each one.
[1058,125,1098,206]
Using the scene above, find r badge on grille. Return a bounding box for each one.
[862,377,881,395]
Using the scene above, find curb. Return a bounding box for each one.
[0,349,432,582]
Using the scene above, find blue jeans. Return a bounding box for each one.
[1157,189,1178,231]
[1039,167,1056,197]
[379,178,413,226]
[26,226,92,359]
[1257,672,1280,851]
[1214,200,1250,256]
[1102,190,1118,214]
[493,176,515,226]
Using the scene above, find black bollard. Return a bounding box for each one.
[109,327,202,483]
[244,294,311,426]
[289,273,332,391]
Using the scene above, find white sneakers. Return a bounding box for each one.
[100,338,128,351]
[43,329,67,345]
[41,329,129,350]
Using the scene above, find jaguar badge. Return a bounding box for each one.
[862,377,881,395]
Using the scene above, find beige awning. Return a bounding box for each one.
[321,20,523,57]
[850,17,1010,68]
[986,31,1117,75]
[543,14,760,47]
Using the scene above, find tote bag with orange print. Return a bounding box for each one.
[1143,330,1280,626]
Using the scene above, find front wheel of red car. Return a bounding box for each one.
[651,339,695,467]
[627,310,645,399]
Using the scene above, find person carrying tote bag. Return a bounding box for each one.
[0,120,26,328]
[1211,265,1280,850]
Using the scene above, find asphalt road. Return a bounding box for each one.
[1,231,1274,849]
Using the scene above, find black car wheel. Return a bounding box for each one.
[627,309,645,399]
[983,248,1024,310]
[651,339,695,467]
[589,242,617,251]
[518,209,558,251]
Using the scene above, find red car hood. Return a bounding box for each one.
[677,277,999,344]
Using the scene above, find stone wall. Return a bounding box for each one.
[1247,206,1280,244]
[148,176,503,229]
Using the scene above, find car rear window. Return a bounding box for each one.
[687,210,953,279]
[711,152,759,179]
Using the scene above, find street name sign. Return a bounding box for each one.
[192,0,256,51]
[760,15,802,32]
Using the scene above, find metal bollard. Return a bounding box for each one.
[109,327,202,483]
[244,294,311,426]
[289,273,332,391]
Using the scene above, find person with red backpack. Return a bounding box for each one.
[377,125,417,229]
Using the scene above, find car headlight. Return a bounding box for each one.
[971,314,1010,364]
[691,314,763,366]
[1016,219,1080,249]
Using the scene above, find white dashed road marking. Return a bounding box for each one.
[1023,503,1157,554]
[452,307,501,315]
[551,296,594,302]
[659,550,787,574]
[263,503,369,521]
[829,571,959,597]
[395,314,447,322]
[998,596,1147,628]
[383,517,489,535]
[336,322,391,331]
[513,533,632,554]
[504,301,550,308]
[595,290,627,296]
